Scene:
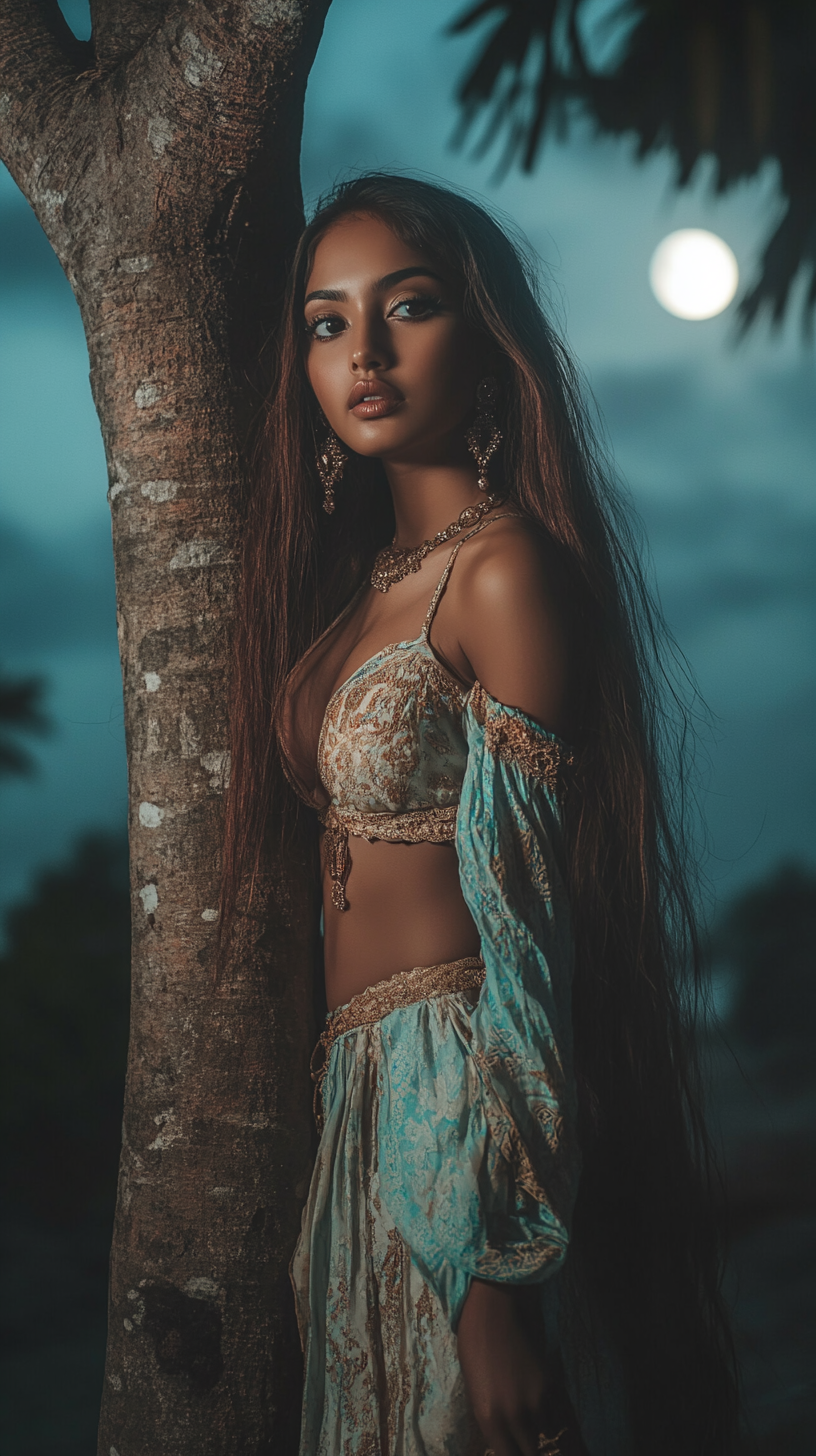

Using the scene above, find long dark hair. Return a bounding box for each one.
[224,173,739,1453]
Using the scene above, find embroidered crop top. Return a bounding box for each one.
[278,515,570,910]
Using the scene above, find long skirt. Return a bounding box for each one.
[290,957,489,1456]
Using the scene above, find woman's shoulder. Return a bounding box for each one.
[468,508,540,551]
[455,510,557,610]
[449,509,569,731]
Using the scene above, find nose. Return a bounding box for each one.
[350,346,383,372]
[349,311,393,373]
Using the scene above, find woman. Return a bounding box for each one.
[223,175,738,1456]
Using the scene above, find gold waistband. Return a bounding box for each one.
[310,955,485,1128]
[318,802,458,912]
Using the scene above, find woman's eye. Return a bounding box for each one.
[306,314,346,340]
[391,295,442,320]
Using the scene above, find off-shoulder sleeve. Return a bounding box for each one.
[376,683,581,1329]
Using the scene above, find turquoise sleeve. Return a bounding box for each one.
[376,685,580,1330]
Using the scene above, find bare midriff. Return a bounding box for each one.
[322,836,481,1012]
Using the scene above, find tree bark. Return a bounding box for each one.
[0,2,330,1448]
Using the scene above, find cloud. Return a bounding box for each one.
[699,676,816,893]
[592,358,816,504]
[638,486,816,624]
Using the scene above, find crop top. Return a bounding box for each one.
[279,515,569,910]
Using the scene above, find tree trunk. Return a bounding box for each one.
[0,2,330,1448]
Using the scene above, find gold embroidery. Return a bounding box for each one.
[324,1270,371,1440]
[318,650,465,813]
[475,1044,565,1097]
[476,1239,563,1281]
[534,1103,564,1151]
[381,1228,412,1439]
[470,682,574,790]
[320,811,353,912]
[348,1439,379,1456]
[415,1283,435,1330]
[310,956,486,1130]
[413,1281,435,1417]
[322,802,459,843]
[498,1119,554,1209]
[319,802,458,911]
[471,1045,572,1211]
[490,841,552,904]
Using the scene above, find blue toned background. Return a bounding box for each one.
[2,0,814,925]
[1,3,815,1454]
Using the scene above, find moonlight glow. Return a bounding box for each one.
[649,230,739,320]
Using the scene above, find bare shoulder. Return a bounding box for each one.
[455,513,552,593]
[445,513,569,732]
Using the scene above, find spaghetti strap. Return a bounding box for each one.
[421,511,519,639]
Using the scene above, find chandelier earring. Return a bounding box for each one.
[316,425,348,515]
[466,375,503,492]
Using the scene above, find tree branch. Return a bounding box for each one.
[90,0,325,72]
[0,0,91,188]
[89,0,171,68]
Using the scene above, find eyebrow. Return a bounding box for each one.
[304,265,445,306]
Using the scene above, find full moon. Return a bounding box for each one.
[649,229,739,320]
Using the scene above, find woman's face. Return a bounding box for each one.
[302,213,488,464]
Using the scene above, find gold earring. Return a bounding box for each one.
[316,427,348,515]
[466,376,503,491]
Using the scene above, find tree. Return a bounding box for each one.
[0,4,328,1449]
[449,0,816,332]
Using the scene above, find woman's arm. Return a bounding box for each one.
[455,525,574,1455]
[454,518,569,735]
[376,522,580,1454]
[458,1278,559,1456]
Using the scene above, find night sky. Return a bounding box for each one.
[2,0,814,926]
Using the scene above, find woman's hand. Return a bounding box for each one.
[457,1278,559,1456]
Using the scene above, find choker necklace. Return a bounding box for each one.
[370,494,501,594]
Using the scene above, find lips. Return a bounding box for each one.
[347,377,404,419]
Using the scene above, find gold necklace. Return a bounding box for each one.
[370,494,500,593]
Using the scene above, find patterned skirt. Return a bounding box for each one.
[290,957,488,1456]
